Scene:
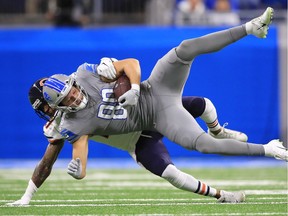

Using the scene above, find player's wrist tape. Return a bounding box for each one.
[131,84,140,92]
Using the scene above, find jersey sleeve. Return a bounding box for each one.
[77,58,117,76]
[59,128,80,143]
[77,63,98,74]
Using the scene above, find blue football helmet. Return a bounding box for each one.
[43,74,88,113]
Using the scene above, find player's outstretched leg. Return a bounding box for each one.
[246,7,274,38]
[264,139,288,161]
[176,7,273,62]
[161,164,245,203]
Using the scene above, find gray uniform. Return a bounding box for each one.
[61,64,155,142]
[60,26,265,156]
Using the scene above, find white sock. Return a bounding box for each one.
[22,179,38,200]
[200,98,221,132]
[161,164,217,197]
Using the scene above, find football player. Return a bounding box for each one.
[7,58,249,206]
[41,7,286,184]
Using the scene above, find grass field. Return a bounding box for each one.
[0,166,287,215]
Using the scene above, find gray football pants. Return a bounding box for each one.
[147,25,265,156]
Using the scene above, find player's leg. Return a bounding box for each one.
[148,8,274,104]
[155,103,287,160]
[182,96,248,142]
[134,131,171,176]
[195,133,287,161]
[176,26,246,62]
[176,7,274,61]
[150,7,286,160]
[162,164,245,203]
[133,131,245,203]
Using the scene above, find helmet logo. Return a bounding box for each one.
[44,78,66,93]
[43,92,51,102]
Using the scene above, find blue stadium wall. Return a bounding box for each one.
[0,26,279,159]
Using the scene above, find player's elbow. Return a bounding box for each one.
[80,171,86,179]
[131,58,139,65]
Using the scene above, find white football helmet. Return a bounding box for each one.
[43,74,88,113]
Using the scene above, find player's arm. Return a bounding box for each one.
[67,135,89,179]
[32,139,64,186]
[113,58,141,86]
[6,139,64,206]
[113,59,141,108]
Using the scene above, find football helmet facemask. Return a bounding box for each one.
[43,74,88,113]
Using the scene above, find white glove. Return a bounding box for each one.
[67,158,82,179]
[97,57,118,80]
[118,84,140,108]
[6,179,37,206]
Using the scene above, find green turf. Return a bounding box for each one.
[0,167,287,215]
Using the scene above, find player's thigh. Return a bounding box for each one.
[148,48,192,94]
[155,105,205,150]
[135,131,173,176]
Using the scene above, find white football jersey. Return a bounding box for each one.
[43,111,141,152]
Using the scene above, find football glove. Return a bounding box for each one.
[118,84,140,108]
[67,158,82,179]
[97,57,118,80]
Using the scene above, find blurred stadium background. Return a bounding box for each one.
[0,0,286,161]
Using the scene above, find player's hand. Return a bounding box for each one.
[6,197,30,206]
[118,85,140,108]
[97,57,118,80]
[67,158,82,179]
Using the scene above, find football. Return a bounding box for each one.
[113,74,131,101]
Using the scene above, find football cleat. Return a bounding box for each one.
[217,190,245,203]
[246,7,274,38]
[264,139,288,161]
[208,123,248,142]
